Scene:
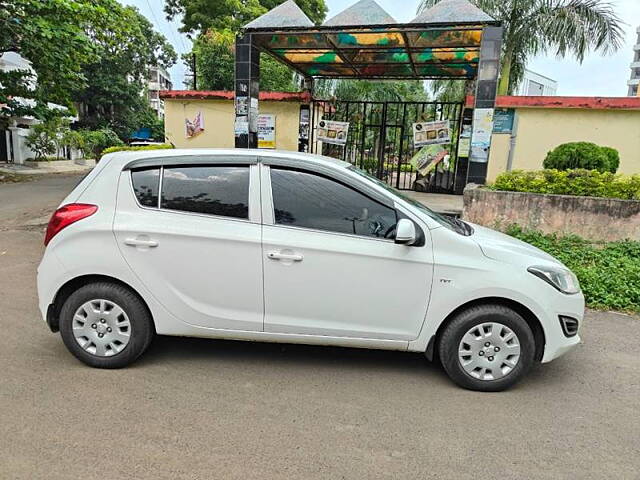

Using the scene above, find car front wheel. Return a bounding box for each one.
[59,282,154,368]
[438,304,536,391]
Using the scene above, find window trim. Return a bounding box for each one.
[129,163,258,224]
[265,165,400,242]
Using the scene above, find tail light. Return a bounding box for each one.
[44,203,98,246]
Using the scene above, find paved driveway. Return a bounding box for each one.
[0,175,638,479]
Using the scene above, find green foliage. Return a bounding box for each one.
[186,29,298,92]
[314,79,426,102]
[101,144,174,155]
[1,0,98,118]
[81,129,124,159]
[25,123,57,160]
[417,1,623,95]
[506,226,640,312]
[73,1,177,140]
[165,0,327,34]
[601,146,620,173]
[489,169,640,200]
[543,142,618,173]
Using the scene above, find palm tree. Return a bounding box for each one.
[418,0,624,95]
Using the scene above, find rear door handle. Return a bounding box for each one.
[124,238,159,248]
[267,251,303,262]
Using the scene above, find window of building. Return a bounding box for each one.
[527,80,545,96]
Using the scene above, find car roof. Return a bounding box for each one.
[103,148,351,172]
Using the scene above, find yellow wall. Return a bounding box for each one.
[164,98,302,151]
[488,107,640,182]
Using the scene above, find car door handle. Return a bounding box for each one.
[124,238,159,248]
[267,251,303,262]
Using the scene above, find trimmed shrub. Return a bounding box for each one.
[101,144,174,155]
[489,169,640,200]
[543,142,618,173]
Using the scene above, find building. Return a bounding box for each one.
[628,26,640,97]
[516,69,558,96]
[147,66,172,118]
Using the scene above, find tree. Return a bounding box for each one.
[164,0,327,34]
[314,79,427,102]
[0,0,98,122]
[417,0,623,95]
[72,1,177,139]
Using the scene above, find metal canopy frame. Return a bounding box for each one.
[234,0,503,187]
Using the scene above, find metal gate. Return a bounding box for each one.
[310,100,464,193]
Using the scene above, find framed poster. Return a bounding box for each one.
[413,120,451,147]
[257,114,276,149]
[317,119,349,146]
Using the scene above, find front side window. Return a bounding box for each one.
[270,168,397,238]
[161,166,250,219]
[131,167,160,207]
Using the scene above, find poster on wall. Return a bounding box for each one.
[493,108,515,133]
[317,119,349,146]
[413,120,451,147]
[185,111,204,138]
[471,108,494,162]
[257,114,276,149]
[235,96,248,115]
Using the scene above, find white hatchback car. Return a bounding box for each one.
[37,149,584,391]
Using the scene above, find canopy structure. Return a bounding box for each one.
[234,0,503,186]
[244,0,498,80]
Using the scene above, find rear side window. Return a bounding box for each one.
[161,166,249,219]
[131,168,160,207]
[270,168,397,238]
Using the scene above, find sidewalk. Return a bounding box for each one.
[405,191,463,216]
[0,161,93,176]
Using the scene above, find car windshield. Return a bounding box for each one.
[348,166,473,236]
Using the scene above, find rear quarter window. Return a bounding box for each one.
[131,168,160,207]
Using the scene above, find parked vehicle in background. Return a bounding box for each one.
[37,150,584,391]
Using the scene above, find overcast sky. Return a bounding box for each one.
[128,0,640,96]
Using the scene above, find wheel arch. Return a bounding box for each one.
[48,274,155,334]
[425,297,546,363]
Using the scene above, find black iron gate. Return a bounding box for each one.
[310,100,464,193]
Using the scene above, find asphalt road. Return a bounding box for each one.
[1,174,638,479]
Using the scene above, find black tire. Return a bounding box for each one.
[438,304,535,392]
[59,282,154,368]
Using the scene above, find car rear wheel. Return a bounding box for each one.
[59,282,154,368]
[438,304,535,392]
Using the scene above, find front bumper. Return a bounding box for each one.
[540,292,585,363]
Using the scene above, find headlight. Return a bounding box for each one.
[527,265,580,295]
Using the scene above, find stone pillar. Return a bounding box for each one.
[234,34,260,148]
[468,26,503,185]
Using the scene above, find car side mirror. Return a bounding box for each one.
[395,219,417,245]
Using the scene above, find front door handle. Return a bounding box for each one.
[267,251,303,262]
[124,238,159,248]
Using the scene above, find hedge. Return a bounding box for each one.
[543,142,619,173]
[489,169,640,200]
[101,144,174,155]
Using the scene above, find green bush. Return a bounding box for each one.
[82,128,124,159]
[489,169,640,200]
[506,226,640,312]
[543,142,619,173]
[101,144,174,155]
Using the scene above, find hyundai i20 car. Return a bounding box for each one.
[37,150,583,391]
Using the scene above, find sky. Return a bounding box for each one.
[127,0,640,96]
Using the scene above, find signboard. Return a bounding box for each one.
[471,108,494,162]
[411,144,450,176]
[413,120,451,147]
[185,111,204,138]
[257,114,276,149]
[493,108,515,133]
[317,119,349,146]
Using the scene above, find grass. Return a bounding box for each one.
[506,226,640,312]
